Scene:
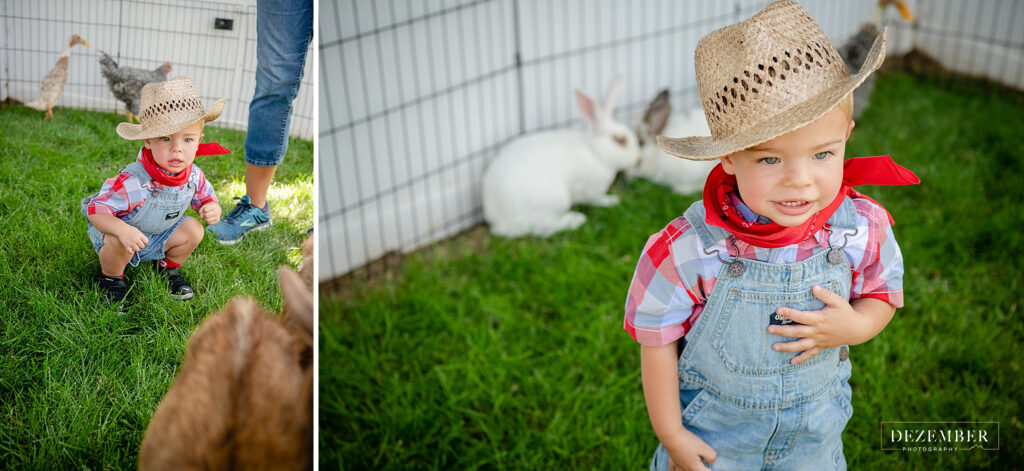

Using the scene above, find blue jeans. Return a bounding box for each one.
[245,0,313,167]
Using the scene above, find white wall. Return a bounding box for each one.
[1,0,314,139]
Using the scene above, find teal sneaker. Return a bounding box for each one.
[206,195,272,245]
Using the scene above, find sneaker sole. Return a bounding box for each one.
[172,292,194,301]
[214,221,273,245]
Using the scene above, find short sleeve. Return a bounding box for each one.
[624,219,706,346]
[190,165,218,210]
[850,198,905,307]
[87,173,143,216]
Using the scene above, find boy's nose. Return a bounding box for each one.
[784,160,814,187]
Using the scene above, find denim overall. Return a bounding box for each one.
[83,162,196,267]
[651,198,858,471]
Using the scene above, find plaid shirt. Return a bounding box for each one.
[87,150,217,218]
[624,196,905,347]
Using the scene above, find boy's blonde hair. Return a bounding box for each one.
[837,93,854,122]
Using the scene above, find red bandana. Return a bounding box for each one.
[702,155,920,248]
[139,142,231,187]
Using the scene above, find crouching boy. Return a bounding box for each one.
[82,76,229,303]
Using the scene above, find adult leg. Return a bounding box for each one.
[208,0,311,243]
[245,162,277,209]
[244,0,313,199]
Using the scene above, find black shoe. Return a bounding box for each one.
[95,273,129,304]
[153,262,194,300]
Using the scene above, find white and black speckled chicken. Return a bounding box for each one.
[98,50,173,122]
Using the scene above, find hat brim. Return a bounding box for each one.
[116,98,226,141]
[658,28,887,161]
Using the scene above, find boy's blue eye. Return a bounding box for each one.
[758,157,780,165]
[813,151,830,160]
[160,137,170,142]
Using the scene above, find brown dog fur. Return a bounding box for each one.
[138,237,314,470]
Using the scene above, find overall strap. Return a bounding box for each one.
[121,162,152,185]
[825,196,858,229]
[683,200,732,250]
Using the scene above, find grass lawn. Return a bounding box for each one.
[0,105,313,469]
[319,69,1023,469]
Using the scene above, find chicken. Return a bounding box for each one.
[98,50,173,122]
[26,34,91,121]
[838,0,915,119]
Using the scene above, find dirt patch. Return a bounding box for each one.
[319,224,491,299]
[883,48,946,74]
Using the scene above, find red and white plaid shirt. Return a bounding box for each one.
[86,150,217,218]
[624,196,905,347]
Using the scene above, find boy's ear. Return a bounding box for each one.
[721,154,737,175]
[143,138,152,149]
[845,120,855,140]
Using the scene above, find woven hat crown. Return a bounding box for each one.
[658,0,886,160]
[116,76,225,140]
[699,1,848,139]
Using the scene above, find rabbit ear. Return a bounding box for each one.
[602,75,625,112]
[575,89,600,129]
[278,266,313,336]
[643,89,672,137]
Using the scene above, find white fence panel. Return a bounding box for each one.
[318,0,1021,281]
[908,0,1024,89]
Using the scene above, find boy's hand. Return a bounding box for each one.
[664,428,717,471]
[767,284,859,365]
[198,202,221,225]
[116,225,149,253]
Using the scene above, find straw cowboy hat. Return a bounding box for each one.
[658,0,887,161]
[116,76,226,140]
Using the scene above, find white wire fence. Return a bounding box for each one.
[316,0,1021,282]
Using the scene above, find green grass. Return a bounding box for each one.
[0,105,313,469]
[319,70,1023,469]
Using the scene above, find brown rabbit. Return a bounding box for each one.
[138,237,314,470]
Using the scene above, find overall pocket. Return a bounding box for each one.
[709,280,843,375]
[127,186,194,234]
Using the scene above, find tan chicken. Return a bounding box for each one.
[26,34,91,121]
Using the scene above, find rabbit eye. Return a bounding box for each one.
[613,134,628,147]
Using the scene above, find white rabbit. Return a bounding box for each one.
[482,76,640,238]
[628,89,717,195]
